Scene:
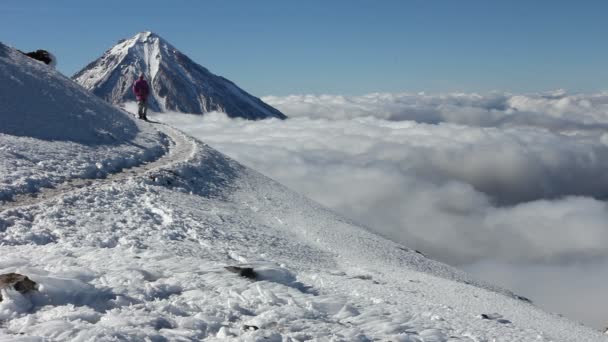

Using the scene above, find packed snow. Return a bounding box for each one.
[1,42,607,340]
[0,42,167,202]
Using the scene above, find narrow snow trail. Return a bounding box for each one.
[0,124,194,213]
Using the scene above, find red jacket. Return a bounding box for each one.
[133,79,149,101]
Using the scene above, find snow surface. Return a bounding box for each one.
[0,42,167,201]
[1,42,607,340]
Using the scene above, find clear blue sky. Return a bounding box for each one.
[1,0,607,96]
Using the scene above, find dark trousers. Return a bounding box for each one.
[137,100,147,118]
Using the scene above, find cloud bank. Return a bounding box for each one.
[263,91,608,129]
[149,91,608,329]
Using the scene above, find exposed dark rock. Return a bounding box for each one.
[242,324,259,331]
[352,274,373,280]
[480,313,511,324]
[18,49,54,65]
[515,294,532,303]
[225,266,257,280]
[0,273,38,301]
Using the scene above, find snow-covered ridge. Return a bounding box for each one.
[0,41,166,200]
[73,31,287,120]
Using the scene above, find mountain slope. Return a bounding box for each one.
[72,32,286,120]
[1,41,606,341]
[2,129,607,341]
[0,42,166,201]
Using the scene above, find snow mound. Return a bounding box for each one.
[0,42,167,200]
[73,32,287,120]
[0,42,136,144]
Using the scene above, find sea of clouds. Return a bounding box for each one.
[149,91,608,329]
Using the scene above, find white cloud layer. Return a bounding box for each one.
[263,91,608,129]
[149,91,608,329]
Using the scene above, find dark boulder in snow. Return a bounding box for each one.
[73,32,287,120]
[479,313,511,324]
[19,49,56,67]
[514,294,532,303]
[225,266,257,280]
[0,273,37,301]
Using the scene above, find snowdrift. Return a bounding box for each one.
[1,42,137,144]
[0,42,167,200]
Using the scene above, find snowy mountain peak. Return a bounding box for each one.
[125,31,162,47]
[135,30,155,40]
[73,32,286,120]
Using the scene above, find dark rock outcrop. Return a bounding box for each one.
[20,49,54,65]
[0,273,38,301]
[225,266,257,280]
